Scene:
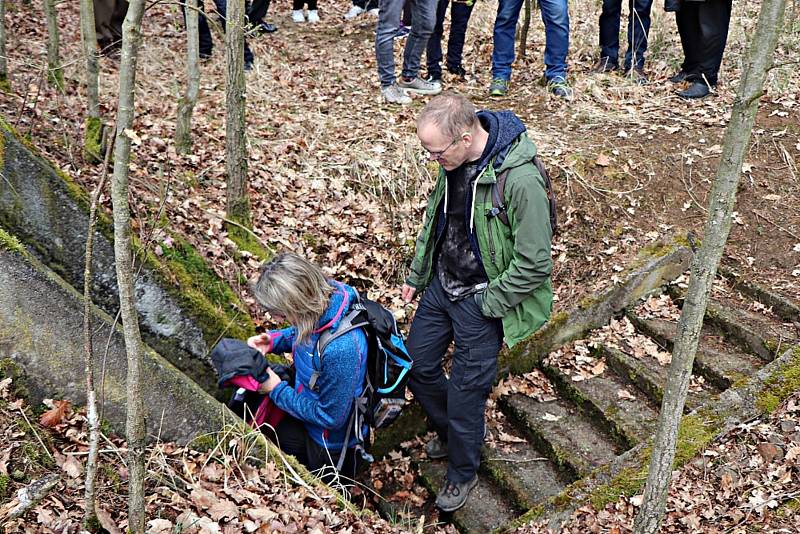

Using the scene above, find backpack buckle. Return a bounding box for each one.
[486,206,505,218]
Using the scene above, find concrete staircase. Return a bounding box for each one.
[409,273,799,533]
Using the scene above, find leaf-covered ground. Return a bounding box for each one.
[0,0,799,532]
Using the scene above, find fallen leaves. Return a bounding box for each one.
[39,399,71,428]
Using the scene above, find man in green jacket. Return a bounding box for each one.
[401,92,553,512]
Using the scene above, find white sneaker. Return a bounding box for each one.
[307,9,320,23]
[366,8,379,17]
[381,84,411,105]
[343,5,364,19]
[291,10,305,23]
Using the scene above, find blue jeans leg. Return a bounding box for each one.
[376,0,405,86]
[539,0,570,81]
[401,0,436,80]
[624,0,653,70]
[598,0,621,65]
[491,0,524,81]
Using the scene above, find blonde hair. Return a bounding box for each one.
[253,253,333,343]
[417,91,478,139]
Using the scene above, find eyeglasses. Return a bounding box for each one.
[425,137,460,161]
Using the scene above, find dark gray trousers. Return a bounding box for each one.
[407,276,502,483]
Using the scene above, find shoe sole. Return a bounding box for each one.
[399,87,442,96]
[426,449,448,459]
[489,91,507,97]
[435,476,479,512]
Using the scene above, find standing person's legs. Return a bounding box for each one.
[675,1,701,77]
[212,0,255,66]
[407,278,456,441]
[598,0,622,67]
[402,0,414,27]
[401,0,437,80]
[624,0,653,70]
[376,0,406,86]
[445,295,502,484]
[186,0,214,58]
[695,0,731,86]
[292,0,304,10]
[491,0,524,81]
[247,0,270,23]
[538,0,570,82]
[426,0,450,81]
[307,0,317,10]
[444,0,475,73]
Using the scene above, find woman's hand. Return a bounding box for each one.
[257,367,283,394]
[247,333,273,355]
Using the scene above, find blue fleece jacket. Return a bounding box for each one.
[267,280,368,450]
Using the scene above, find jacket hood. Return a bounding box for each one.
[314,280,357,334]
[475,110,529,172]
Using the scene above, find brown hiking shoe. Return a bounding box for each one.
[592,57,619,74]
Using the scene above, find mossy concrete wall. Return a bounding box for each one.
[0,122,253,395]
[0,246,231,444]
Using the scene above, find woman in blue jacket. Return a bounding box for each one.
[247,253,368,483]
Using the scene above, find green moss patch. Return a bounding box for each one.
[756,347,800,413]
[155,236,254,343]
[83,117,103,163]
[226,222,272,261]
[0,226,25,254]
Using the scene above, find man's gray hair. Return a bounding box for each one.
[417,91,478,139]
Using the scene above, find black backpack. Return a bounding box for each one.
[489,154,558,236]
[312,294,413,468]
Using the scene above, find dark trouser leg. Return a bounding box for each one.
[695,0,731,85]
[401,0,436,79]
[307,0,317,10]
[425,0,450,79]
[676,1,700,75]
[445,0,474,71]
[247,0,271,23]
[402,0,414,26]
[407,278,456,441]
[598,0,621,65]
[269,413,311,466]
[185,0,214,57]
[624,0,653,69]
[446,290,502,483]
[212,0,254,64]
[292,0,304,9]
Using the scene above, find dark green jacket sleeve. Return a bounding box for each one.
[481,168,553,318]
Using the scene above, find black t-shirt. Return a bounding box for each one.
[435,128,495,301]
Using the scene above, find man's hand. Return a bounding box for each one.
[401,284,417,303]
[247,333,273,355]
[257,367,282,394]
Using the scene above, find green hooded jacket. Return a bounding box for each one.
[406,132,553,347]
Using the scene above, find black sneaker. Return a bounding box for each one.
[447,64,467,79]
[435,475,478,512]
[256,22,278,34]
[592,56,619,73]
[669,70,694,84]
[678,81,712,99]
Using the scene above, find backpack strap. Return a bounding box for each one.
[489,155,558,235]
[309,304,368,392]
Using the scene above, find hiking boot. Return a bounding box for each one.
[343,5,364,19]
[425,436,448,459]
[435,475,478,512]
[307,9,320,23]
[592,56,618,73]
[398,76,442,95]
[669,70,693,84]
[624,66,648,85]
[381,84,412,104]
[678,81,712,99]
[488,78,509,97]
[255,21,277,33]
[367,8,379,17]
[547,78,573,100]
[291,10,305,23]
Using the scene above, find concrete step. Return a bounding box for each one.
[598,343,719,412]
[482,428,572,511]
[719,268,800,324]
[627,315,763,390]
[417,460,518,534]
[541,361,659,448]
[499,394,621,479]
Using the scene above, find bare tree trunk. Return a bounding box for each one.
[0,0,8,92]
[224,0,250,229]
[110,1,147,532]
[80,0,103,162]
[42,0,64,91]
[632,1,787,533]
[175,0,200,155]
[519,0,532,59]
[82,131,113,532]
